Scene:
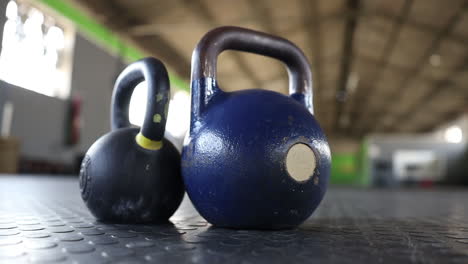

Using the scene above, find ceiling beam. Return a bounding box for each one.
[388,54,468,132]
[368,10,468,46]
[357,1,468,135]
[357,53,438,84]
[129,11,340,36]
[248,0,277,35]
[286,8,468,49]
[128,7,468,49]
[417,104,468,132]
[319,52,436,84]
[68,0,190,78]
[183,0,262,88]
[247,0,290,91]
[334,0,360,130]
[346,0,413,134]
[301,0,324,121]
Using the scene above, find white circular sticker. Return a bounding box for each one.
[286,143,316,182]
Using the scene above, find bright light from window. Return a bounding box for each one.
[444,126,463,143]
[128,81,148,126]
[129,83,190,139]
[166,90,190,138]
[46,26,65,50]
[0,1,72,99]
[5,1,17,20]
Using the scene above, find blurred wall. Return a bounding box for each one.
[433,114,468,184]
[70,35,123,155]
[0,81,72,163]
[328,137,360,153]
[366,135,467,186]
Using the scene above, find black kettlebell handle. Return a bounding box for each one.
[191,26,314,113]
[111,57,170,146]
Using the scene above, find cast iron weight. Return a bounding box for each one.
[79,57,184,223]
[182,26,331,229]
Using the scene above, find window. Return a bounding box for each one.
[444,125,463,143]
[0,0,74,99]
[129,82,190,141]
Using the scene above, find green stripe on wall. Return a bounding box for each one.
[38,0,189,92]
[330,137,373,186]
[358,138,371,186]
[331,153,358,185]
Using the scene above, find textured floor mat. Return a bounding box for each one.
[0,176,467,263]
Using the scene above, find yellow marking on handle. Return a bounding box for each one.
[153,114,162,123]
[135,133,163,150]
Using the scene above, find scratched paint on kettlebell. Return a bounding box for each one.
[79,155,92,201]
[153,114,162,123]
[156,93,164,102]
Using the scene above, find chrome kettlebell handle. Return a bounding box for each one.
[111,57,170,145]
[191,26,314,113]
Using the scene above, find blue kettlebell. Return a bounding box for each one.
[79,58,184,223]
[181,26,331,229]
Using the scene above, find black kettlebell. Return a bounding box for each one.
[79,57,184,223]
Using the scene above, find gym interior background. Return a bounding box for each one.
[0,0,468,263]
[1,0,467,187]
